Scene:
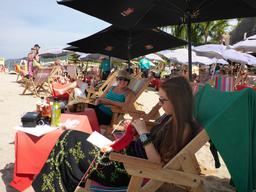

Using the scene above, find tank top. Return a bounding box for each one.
[98,86,126,115]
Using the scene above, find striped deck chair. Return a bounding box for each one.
[48,65,63,83]
[22,67,52,97]
[67,64,78,80]
[214,75,235,92]
[105,85,256,192]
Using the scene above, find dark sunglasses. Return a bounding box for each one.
[159,97,168,104]
[116,77,129,81]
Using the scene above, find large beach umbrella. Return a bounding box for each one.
[38,48,68,58]
[193,44,227,59]
[145,53,164,62]
[232,34,256,53]
[57,0,256,80]
[66,26,187,62]
[222,49,256,66]
[160,48,215,65]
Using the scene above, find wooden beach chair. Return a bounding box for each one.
[86,70,118,102]
[22,67,52,97]
[48,65,63,83]
[77,84,256,192]
[100,77,150,132]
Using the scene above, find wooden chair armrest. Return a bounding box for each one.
[109,152,161,169]
[109,153,203,188]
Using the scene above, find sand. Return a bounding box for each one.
[0,73,235,192]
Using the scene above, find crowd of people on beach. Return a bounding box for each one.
[9,42,256,192]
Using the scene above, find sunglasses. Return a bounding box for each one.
[159,97,168,104]
[116,77,129,81]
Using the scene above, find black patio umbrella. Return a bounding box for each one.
[57,0,256,80]
[65,26,187,63]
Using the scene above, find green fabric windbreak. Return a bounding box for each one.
[194,85,256,192]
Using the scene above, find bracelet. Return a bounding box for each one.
[142,138,152,147]
[139,133,152,147]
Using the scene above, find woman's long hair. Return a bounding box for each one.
[152,76,194,163]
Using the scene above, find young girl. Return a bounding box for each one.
[24,76,199,192]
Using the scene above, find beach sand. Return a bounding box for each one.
[0,73,235,192]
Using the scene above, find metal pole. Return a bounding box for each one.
[187,14,192,81]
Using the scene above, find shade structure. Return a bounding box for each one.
[232,34,256,53]
[57,0,256,80]
[145,53,164,62]
[222,49,256,66]
[57,0,256,30]
[67,26,187,61]
[38,48,68,58]
[193,44,227,59]
[193,44,256,65]
[159,48,215,65]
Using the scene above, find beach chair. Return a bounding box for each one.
[86,70,119,102]
[214,75,235,92]
[48,65,63,83]
[107,77,150,129]
[67,64,78,79]
[105,85,256,192]
[22,67,52,97]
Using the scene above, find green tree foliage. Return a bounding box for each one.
[161,20,232,45]
[68,53,80,64]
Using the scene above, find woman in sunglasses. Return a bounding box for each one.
[89,69,135,125]
[25,76,199,192]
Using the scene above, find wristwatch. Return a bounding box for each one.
[139,133,152,147]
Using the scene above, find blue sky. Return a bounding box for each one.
[0,0,110,59]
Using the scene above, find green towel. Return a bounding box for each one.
[194,85,256,192]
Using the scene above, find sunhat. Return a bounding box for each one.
[117,70,130,80]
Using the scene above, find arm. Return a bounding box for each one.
[132,119,162,164]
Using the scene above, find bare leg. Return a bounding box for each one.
[55,81,77,94]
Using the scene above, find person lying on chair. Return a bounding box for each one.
[24,76,200,192]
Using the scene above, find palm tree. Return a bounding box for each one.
[161,20,231,45]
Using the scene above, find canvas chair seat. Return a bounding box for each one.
[22,67,52,97]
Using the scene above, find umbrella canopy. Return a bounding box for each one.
[58,0,256,79]
[193,44,256,65]
[145,53,164,62]
[58,0,256,30]
[222,49,256,66]
[193,44,227,59]
[160,48,214,65]
[38,48,68,58]
[67,26,187,61]
[232,34,256,53]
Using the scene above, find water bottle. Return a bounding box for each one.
[51,97,61,127]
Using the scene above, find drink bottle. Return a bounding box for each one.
[51,97,61,127]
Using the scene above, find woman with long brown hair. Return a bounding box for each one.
[24,76,199,192]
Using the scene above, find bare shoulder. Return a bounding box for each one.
[126,88,135,96]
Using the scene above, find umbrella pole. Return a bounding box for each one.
[187,14,192,81]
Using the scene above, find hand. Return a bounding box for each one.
[132,119,149,135]
[95,98,101,105]
[101,145,113,153]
